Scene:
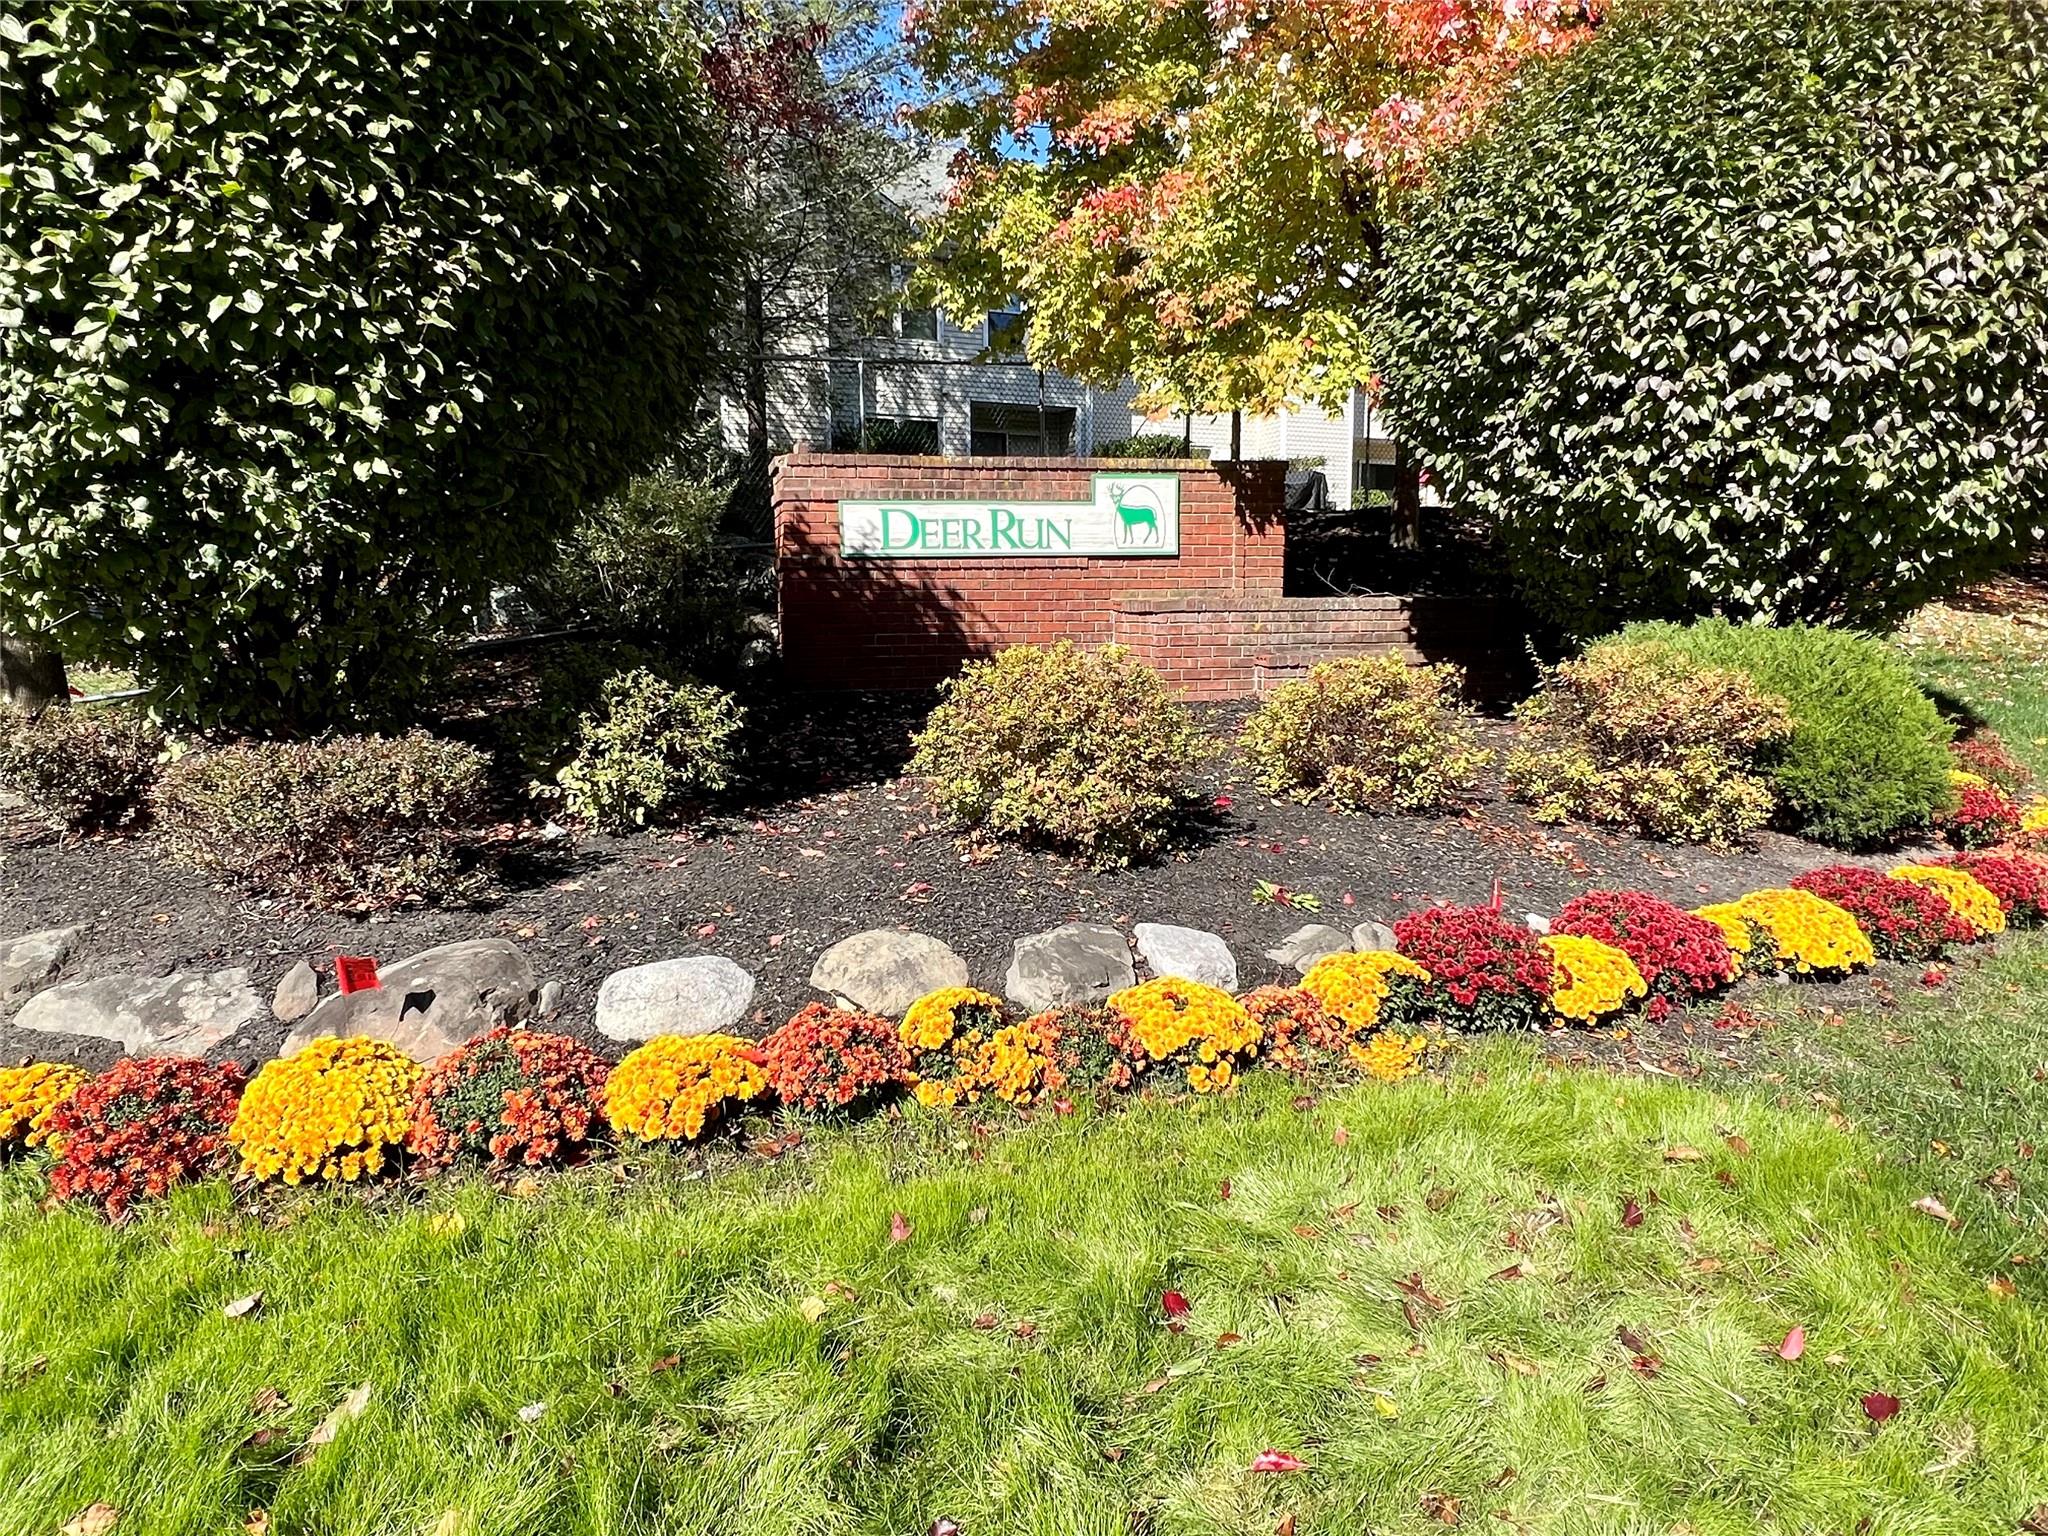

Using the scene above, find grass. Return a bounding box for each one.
[1895,569,2048,780]
[1695,936,2048,1242]
[6,1026,2048,1536]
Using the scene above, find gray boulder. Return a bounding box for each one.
[1133,923,1237,991]
[595,955,755,1042]
[283,939,535,1062]
[17,968,261,1056]
[1,926,81,1012]
[536,980,565,1019]
[1351,921,1400,954]
[1005,923,1134,1011]
[1266,923,1354,977]
[1525,912,1552,935]
[810,930,968,1017]
[271,960,319,1024]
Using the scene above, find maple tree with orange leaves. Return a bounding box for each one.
[905,0,1600,411]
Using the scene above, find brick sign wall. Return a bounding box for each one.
[774,449,1514,699]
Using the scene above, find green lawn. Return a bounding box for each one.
[6,998,2048,1536]
[1896,575,2048,780]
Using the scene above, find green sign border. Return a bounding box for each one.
[838,472,1182,560]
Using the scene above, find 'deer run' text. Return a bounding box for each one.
[838,474,1182,560]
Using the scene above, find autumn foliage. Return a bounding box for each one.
[905,0,1601,411]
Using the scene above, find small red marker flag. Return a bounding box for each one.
[335,955,381,994]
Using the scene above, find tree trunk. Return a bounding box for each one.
[1393,444,1424,551]
[0,635,68,718]
[743,274,770,474]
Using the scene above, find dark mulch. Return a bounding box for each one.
[0,694,1939,1072]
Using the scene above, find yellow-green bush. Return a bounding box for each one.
[1240,656,1491,813]
[909,642,1206,864]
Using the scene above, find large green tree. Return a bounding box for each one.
[0,0,734,730]
[1370,0,2048,633]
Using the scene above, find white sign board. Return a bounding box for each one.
[839,473,1181,559]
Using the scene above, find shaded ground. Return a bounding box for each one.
[0,695,1934,1071]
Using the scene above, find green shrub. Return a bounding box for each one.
[1506,641,1794,849]
[1615,621,1954,847]
[1,1,733,731]
[1372,0,2048,634]
[546,669,744,831]
[1094,435,1191,460]
[153,732,493,909]
[1240,656,1491,813]
[0,708,163,832]
[523,458,747,666]
[909,642,1207,864]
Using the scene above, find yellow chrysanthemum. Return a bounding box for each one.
[0,1062,87,1151]
[1890,864,2007,939]
[1540,933,1647,1024]
[1734,888,1875,975]
[1300,950,1431,1035]
[230,1035,422,1185]
[1105,977,1260,1094]
[1691,903,1764,978]
[1350,1031,1427,1083]
[2021,797,2048,839]
[966,1018,1060,1105]
[606,1034,768,1142]
[1949,768,1990,790]
[899,987,1008,1109]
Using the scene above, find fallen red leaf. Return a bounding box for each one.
[1216,1332,1243,1347]
[1778,1326,1806,1361]
[1488,1264,1524,1282]
[1395,1272,1446,1311]
[1863,1391,1902,1422]
[1333,1125,1350,1146]
[1218,1179,1233,1200]
[889,1211,912,1244]
[1162,1290,1191,1319]
[1620,1196,1645,1229]
[1250,1450,1308,1473]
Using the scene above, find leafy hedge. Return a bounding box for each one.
[1372,0,2048,633]
[0,0,732,730]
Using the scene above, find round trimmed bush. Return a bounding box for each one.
[1,0,734,731]
[0,708,163,833]
[1239,656,1492,814]
[1612,622,1952,847]
[154,731,492,909]
[407,1028,612,1169]
[1506,640,1793,848]
[1540,934,1647,1026]
[909,642,1207,865]
[607,1035,768,1143]
[1372,0,2048,635]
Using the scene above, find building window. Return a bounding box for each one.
[985,308,1027,356]
[970,401,1074,456]
[897,306,938,341]
[1353,445,1400,509]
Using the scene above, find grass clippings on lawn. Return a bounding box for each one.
[4,1021,2047,1535]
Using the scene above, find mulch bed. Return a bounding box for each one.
[0,694,1938,1072]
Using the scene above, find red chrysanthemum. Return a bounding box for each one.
[407,1028,611,1169]
[761,1003,910,1114]
[1392,905,1552,1030]
[44,1056,245,1221]
[1945,781,2022,850]
[1789,865,1968,961]
[1552,889,1736,1003]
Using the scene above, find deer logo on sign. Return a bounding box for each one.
[1110,482,1163,546]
